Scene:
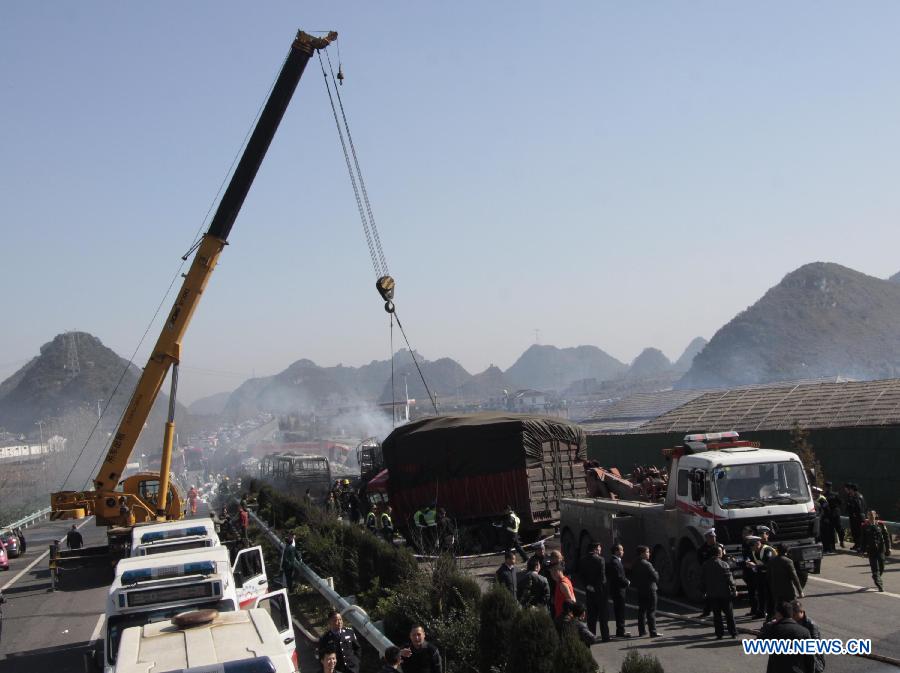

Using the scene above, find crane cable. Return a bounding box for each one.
[318,48,438,414]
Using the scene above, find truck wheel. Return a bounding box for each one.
[653,545,680,597]
[561,529,577,566]
[678,549,704,603]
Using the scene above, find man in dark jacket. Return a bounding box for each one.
[518,556,551,610]
[846,483,866,552]
[861,509,892,591]
[701,544,736,639]
[495,551,518,595]
[578,541,610,641]
[65,524,83,550]
[759,602,814,673]
[768,544,803,610]
[631,545,660,637]
[792,600,825,673]
[823,481,844,549]
[400,624,442,673]
[318,610,361,673]
[696,530,720,617]
[606,544,631,638]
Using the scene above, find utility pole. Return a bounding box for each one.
[97,399,104,420]
[35,420,45,453]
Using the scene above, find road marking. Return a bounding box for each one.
[89,614,106,643]
[807,574,900,599]
[1,517,92,591]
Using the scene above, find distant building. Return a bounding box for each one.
[0,435,66,461]
[511,389,546,412]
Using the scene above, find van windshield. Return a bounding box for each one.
[713,461,810,508]
[106,598,235,664]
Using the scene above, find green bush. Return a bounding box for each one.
[478,585,520,673]
[620,650,663,673]
[554,626,598,673]
[507,608,558,673]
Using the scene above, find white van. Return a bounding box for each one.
[130,519,219,556]
[104,546,279,672]
[114,608,297,673]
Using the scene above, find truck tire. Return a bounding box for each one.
[679,549,704,604]
[653,545,680,597]
[561,529,577,567]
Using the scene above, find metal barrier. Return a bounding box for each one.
[839,515,900,536]
[247,509,396,655]
[2,506,52,531]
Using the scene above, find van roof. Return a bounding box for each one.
[114,545,231,586]
[132,519,216,539]
[114,609,294,673]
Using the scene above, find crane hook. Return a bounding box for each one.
[337,64,345,85]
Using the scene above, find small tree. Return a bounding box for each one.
[790,422,824,488]
[478,585,519,673]
[554,626,598,673]
[508,608,558,673]
[620,650,663,673]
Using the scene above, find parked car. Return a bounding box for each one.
[0,540,8,570]
[0,531,20,559]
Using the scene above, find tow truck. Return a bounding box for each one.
[560,431,823,602]
[47,28,337,582]
[103,546,286,673]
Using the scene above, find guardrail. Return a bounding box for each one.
[2,506,52,531]
[839,515,900,537]
[247,508,396,655]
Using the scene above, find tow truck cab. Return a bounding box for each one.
[665,432,822,599]
[130,519,219,557]
[104,545,275,673]
[114,608,297,673]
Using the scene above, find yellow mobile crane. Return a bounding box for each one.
[48,30,336,583]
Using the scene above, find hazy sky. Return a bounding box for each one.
[3,3,900,403]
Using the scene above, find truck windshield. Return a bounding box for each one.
[713,461,810,508]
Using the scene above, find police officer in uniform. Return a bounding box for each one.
[861,509,892,592]
[380,505,396,546]
[498,505,528,563]
[365,506,378,535]
[318,610,361,673]
[753,526,776,619]
[742,532,763,617]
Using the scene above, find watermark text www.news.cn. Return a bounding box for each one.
[743,639,872,656]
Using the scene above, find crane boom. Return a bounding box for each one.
[51,29,337,526]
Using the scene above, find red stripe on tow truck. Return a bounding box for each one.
[675,499,725,520]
